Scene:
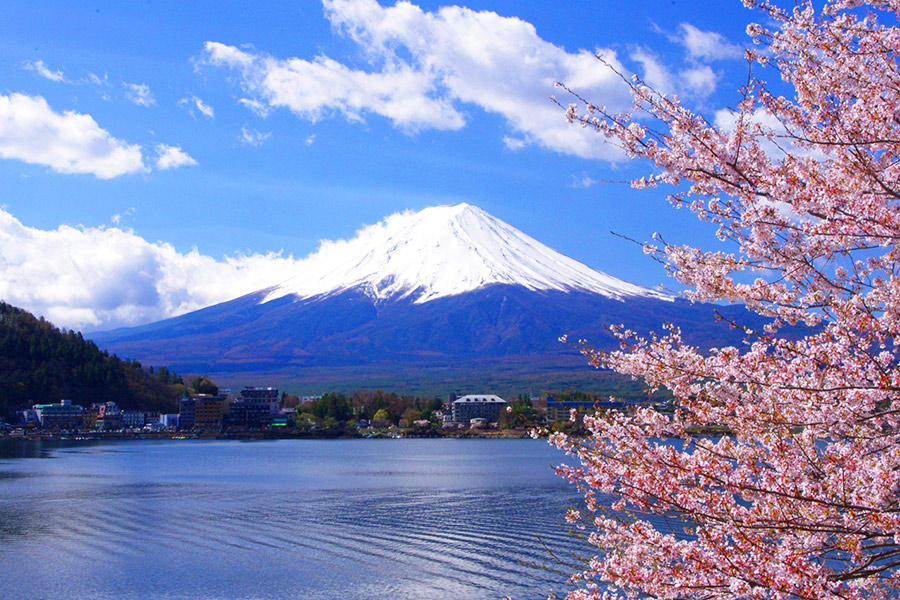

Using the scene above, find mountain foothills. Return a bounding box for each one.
[0,302,187,419]
[91,204,759,394]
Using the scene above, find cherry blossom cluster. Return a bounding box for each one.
[551,1,900,598]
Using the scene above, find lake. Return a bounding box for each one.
[0,438,586,600]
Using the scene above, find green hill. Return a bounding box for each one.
[0,302,184,420]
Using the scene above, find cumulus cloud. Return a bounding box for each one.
[180,94,215,119]
[23,60,67,82]
[0,92,147,178]
[0,208,304,332]
[638,22,743,100]
[155,144,197,169]
[200,0,635,160]
[124,82,156,107]
[205,42,465,131]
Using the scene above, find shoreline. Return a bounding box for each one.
[0,428,536,443]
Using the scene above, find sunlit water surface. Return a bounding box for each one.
[0,438,586,600]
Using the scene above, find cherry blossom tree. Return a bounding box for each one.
[548,1,900,598]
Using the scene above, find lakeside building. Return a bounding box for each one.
[228,386,279,429]
[122,410,146,429]
[545,397,600,422]
[32,400,84,430]
[178,396,194,429]
[84,402,123,430]
[178,397,195,429]
[545,396,638,422]
[83,406,98,430]
[239,387,279,404]
[451,395,508,424]
[96,402,123,430]
[191,394,228,430]
[16,409,39,426]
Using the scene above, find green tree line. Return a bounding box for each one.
[0,302,185,419]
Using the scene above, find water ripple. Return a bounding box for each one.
[0,439,584,600]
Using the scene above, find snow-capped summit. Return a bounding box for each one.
[264,203,669,305]
[93,202,755,388]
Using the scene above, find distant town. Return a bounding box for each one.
[0,385,671,440]
[0,300,674,441]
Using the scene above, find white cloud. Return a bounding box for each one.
[636,22,742,99]
[194,98,214,119]
[238,126,272,146]
[86,72,106,86]
[23,60,67,82]
[680,65,717,98]
[631,42,724,100]
[238,97,272,117]
[0,208,304,332]
[200,0,635,160]
[503,136,527,151]
[85,72,112,100]
[206,43,465,131]
[677,23,743,61]
[111,207,136,227]
[124,82,156,107]
[630,48,674,95]
[204,42,255,68]
[0,92,146,178]
[155,144,197,169]
[180,94,215,119]
[569,174,597,189]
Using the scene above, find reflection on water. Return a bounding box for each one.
[0,438,583,600]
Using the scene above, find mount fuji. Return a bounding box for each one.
[91,204,750,393]
[260,203,670,305]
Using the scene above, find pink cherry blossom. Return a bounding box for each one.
[551,1,900,598]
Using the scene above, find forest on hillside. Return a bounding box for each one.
[0,302,185,419]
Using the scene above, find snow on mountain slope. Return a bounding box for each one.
[264,203,670,304]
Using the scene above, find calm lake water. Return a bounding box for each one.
[0,438,586,600]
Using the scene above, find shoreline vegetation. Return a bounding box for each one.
[0,419,731,444]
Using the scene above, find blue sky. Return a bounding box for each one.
[0,0,758,331]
